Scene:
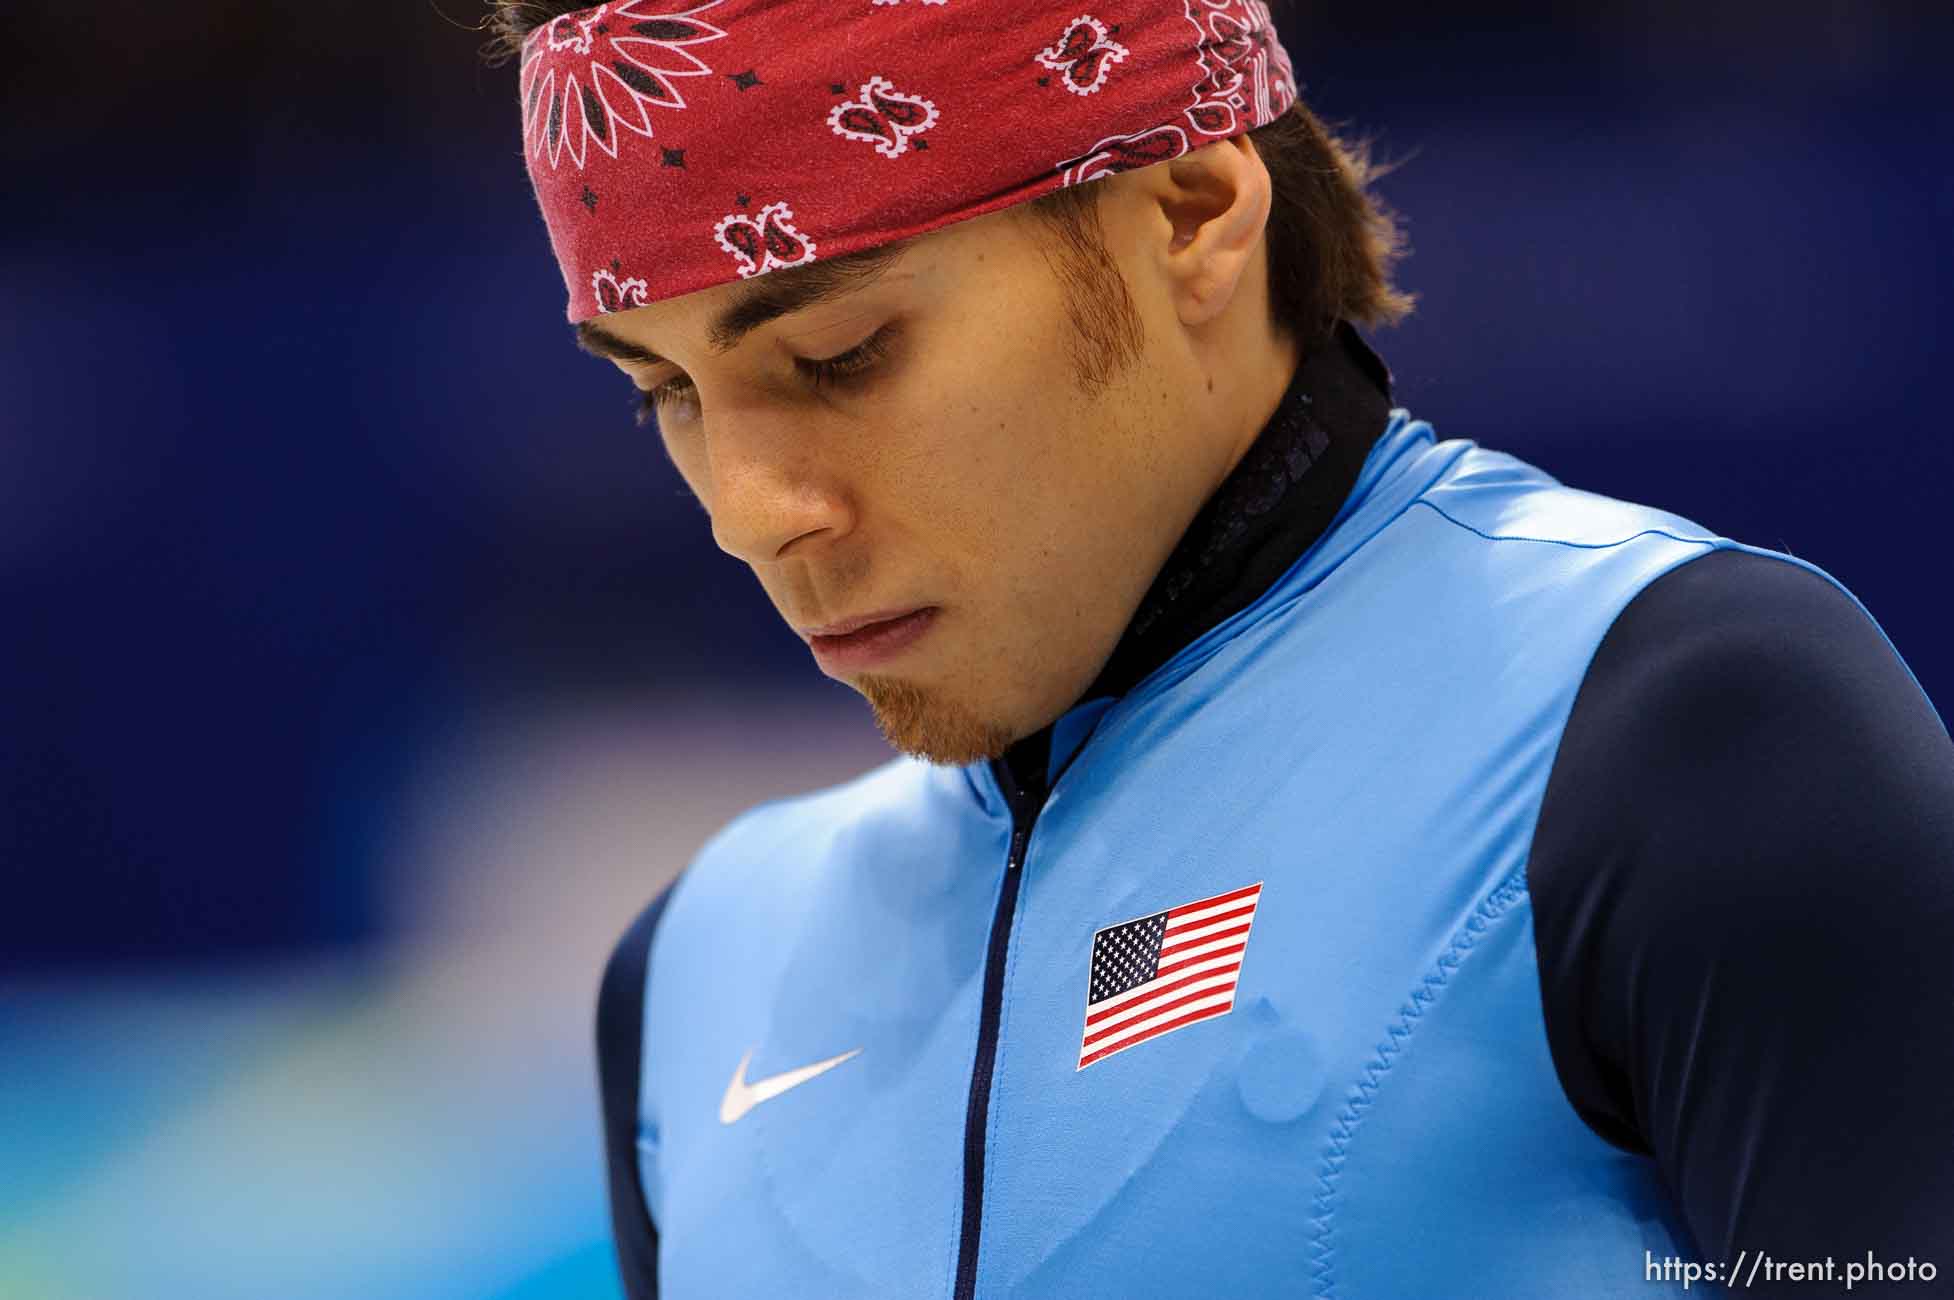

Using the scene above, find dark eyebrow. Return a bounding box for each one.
[573,238,914,367]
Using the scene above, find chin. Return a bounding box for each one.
[854,672,1022,767]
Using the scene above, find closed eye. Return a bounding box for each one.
[633,322,902,427]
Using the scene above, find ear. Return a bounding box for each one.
[1143,136,1273,329]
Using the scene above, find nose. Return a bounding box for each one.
[702,407,855,563]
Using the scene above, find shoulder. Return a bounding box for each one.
[653,753,950,929]
[600,752,959,1029]
[1529,544,1954,1148]
[1555,546,1945,768]
[1533,543,1952,927]
[1528,547,1954,1253]
[1414,443,1720,550]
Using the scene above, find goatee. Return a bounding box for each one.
[854,672,1020,767]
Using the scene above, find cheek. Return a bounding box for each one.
[918,311,1081,467]
[658,424,712,504]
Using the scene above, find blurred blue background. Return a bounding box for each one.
[3,1,1949,1295]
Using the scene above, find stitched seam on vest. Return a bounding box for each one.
[1307,867,1530,1299]
[1410,497,1716,551]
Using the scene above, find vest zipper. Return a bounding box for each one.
[952,763,1046,1300]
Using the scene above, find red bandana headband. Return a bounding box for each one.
[519,0,1298,324]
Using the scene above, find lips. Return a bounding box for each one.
[804,606,939,675]
[800,607,930,639]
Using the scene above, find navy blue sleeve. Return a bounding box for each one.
[596,879,677,1300]
[1529,547,1954,1295]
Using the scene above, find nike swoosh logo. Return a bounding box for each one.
[718,1045,862,1126]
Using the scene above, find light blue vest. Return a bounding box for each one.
[635,413,1902,1297]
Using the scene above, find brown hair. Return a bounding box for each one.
[481,4,1415,358]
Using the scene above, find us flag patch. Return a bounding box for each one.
[1076,882,1263,1070]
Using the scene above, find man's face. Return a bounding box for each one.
[579,184,1274,766]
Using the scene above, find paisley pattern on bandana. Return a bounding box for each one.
[1180,0,1294,138]
[519,0,1300,321]
[1055,0,1295,186]
[1035,16,1129,97]
[1059,124,1188,187]
[713,201,817,278]
[521,0,728,170]
[591,265,652,313]
[827,76,940,158]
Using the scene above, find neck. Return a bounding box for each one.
[996,319,1396,797]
